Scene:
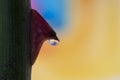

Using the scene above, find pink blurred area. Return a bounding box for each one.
[32,0,120,80]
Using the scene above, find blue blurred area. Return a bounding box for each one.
[31,0,67,30]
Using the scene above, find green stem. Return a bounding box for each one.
[0,0,31,80]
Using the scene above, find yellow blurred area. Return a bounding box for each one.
[32,0,120,80]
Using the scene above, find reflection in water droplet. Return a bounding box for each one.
[49,39,59,46]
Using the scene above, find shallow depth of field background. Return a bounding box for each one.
[31,0,120,80]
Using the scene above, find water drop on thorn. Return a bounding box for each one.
[49,39,59,46]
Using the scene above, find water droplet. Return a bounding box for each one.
[49,39,59,46]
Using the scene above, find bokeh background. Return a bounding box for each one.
[31,0,120,80]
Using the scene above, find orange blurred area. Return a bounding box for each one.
[32,0,120,80]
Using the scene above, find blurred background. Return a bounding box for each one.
[31,0,120,80]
